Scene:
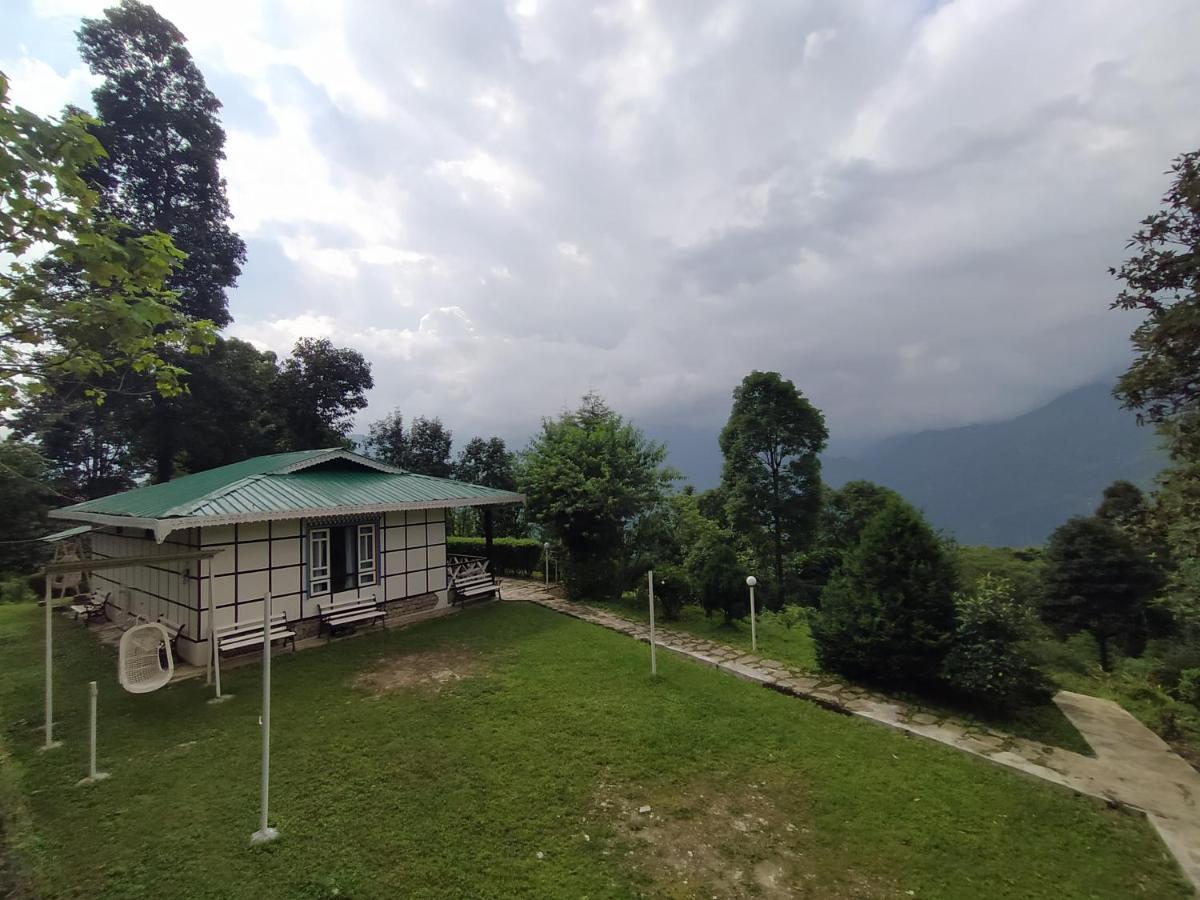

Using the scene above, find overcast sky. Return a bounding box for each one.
[5,0,1200,453]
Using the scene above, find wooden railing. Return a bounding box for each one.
[448,554,490,584]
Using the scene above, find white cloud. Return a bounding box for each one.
[0,55,98,116]
[11,0,1200,458]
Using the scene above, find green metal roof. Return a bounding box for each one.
[49,448,524,539]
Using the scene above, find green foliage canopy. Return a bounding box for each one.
[0,72,213,411]
[941,575,1051,710]
[1041,516,1161,670]
[812,497,958,685]
[519,393,673,600]
[719,371,827,605]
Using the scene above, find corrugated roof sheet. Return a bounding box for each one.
[53,449,522,525]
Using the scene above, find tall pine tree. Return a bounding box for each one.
[77,1,246,482]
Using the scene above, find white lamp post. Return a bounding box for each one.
[746,575,758,653]
[543,542,551,584]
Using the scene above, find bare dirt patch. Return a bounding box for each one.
[355,645,484,696]
[593,776,895,899]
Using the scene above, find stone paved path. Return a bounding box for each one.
[503,578,1200,891]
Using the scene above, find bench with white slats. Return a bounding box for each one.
[317,594,385,640]
[451,569,501,606]
[215,612,296,656]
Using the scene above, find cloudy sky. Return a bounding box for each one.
[5,0,1200,459]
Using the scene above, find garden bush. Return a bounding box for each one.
[638,562,692,621]
[812,498,957,685]
[940,575,1052,710]
[0,574,36,604]
[759,605,810,631]
[446,537,544,577]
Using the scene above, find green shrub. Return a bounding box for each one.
[0,574,36,604]
[759,605,810,631]
[812,498,958,685]
[1177,669,1200,707]
[446,537,544,577]
[692,530,746,625]
[1029,633,1099,676]
[941,575,1052,710]
[639,563,692,621]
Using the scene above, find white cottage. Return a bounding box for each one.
[48,448,524,666]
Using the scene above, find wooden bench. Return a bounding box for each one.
[449,558,501,606]
[214,612,296,657]
[69,591,110,622]
[317,595,385,640]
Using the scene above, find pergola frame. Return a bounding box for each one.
[39,549,222,750]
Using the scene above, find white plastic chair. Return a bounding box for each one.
[118,623,174,694]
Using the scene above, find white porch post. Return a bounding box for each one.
[205,556,212,685]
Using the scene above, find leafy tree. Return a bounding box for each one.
[0,72,212,412]
[365,411,408,467]
[164,337,281,471]
[822,481,903,551]
[1111,149,1200,427]
[405,417,453,477]
[1151,420,1200,633]
[519,393,673,601]
[455,436,521,535]
[275,338,373,449]
[0,441,54,573]
[1096,480,1149,532]
[719,371,828,606]
[366,411,455,477]
[941,575,1051,710]
[78,0,245,327]
[456,437,516,489]
[1110,150,1200,635]
[812,498,958,685]
[636,561,692,622]
[12,387,142,499]
[690,525,747,625]
[1041,516,1161,670]
[76,1,247,482]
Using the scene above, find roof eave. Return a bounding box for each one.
[55,493,526,541]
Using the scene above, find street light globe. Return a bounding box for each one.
[544,542,550,549]
[746,575,757,587]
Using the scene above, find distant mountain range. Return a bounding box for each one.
[653,381,1167,548]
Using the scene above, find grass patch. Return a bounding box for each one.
[0,602,1190,898]
[610,595,1091,754]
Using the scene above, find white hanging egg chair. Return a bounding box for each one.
[118,623,174,693]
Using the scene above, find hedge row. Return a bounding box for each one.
[447,537,544,577]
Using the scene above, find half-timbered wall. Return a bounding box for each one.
[86,508,451,666]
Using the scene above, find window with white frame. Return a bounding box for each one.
[308,523,378,595]
[309,528,331,595]
[357,524,377,587]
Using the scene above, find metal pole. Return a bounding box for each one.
[544,543,550,585]
[648,570,657,676]
[251,591,278,844]
[43,577,60,750]
[77,681,110,785]
[89,681,97,777]
[749,585,757,653]
[205,557,213,685]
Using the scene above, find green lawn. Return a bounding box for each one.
[0,602,1190,899]
[610,596,1092,755]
